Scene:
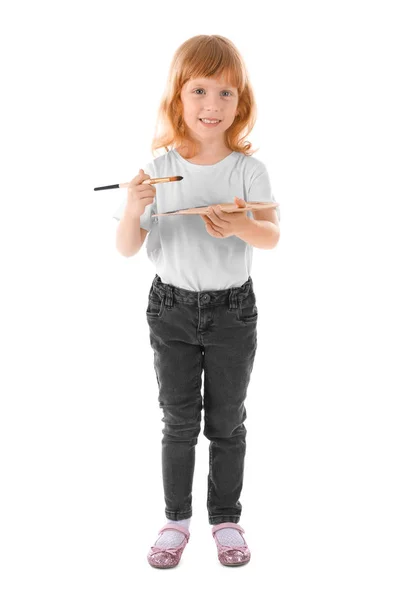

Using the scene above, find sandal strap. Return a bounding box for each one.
[212,522,245,535]
[158,524,190,540]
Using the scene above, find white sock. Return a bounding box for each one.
[154,518,191,549]
[213,526,245,546]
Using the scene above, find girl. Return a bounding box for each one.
[113,34,280,568]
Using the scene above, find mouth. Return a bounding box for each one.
[199,118,222,127]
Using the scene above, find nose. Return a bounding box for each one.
[202,91,224,111]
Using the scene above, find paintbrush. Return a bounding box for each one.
[94,176,183,191]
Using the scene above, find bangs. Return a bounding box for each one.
[180,40,244,93]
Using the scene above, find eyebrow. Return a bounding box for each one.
[190,81,236,89]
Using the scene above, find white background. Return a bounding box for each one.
[1,0,399,598]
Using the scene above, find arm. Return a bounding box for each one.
[116,209,147,257]
[235,217,280,249]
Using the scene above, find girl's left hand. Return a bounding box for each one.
[200,197,249,239]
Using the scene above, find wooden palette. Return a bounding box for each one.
[153,201,279,217]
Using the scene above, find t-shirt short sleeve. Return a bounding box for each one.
[112,162,157,231]
[247,162,280,222]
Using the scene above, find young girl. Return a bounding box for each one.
[113,34,280,568]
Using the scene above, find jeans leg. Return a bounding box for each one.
[147,304,203,521]
[203,303,257,525]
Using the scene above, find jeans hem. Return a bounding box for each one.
[165,510,192,520]
[208,515,240,525]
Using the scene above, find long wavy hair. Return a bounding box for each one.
[150,35,259,159]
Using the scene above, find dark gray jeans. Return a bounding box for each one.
[146,274,258,525]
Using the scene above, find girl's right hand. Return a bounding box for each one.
[125,169,156,218]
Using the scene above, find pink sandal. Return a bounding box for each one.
[212,522,251,566]
[147,524,190,569]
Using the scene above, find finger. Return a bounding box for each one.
[133,169,150,184]
[137,183,156,192]
[207,207,223,223]
[209,223,222,235]
[205,209,216,222]
[204,217,219,234]
[212,205,229,221]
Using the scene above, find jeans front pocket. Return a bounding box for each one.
[237,290,258,324]
[146,288,165,319]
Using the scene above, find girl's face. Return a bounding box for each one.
[180,76,239,145]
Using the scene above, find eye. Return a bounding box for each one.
[193,88,232,97]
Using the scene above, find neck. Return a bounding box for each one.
[177,142,231,161]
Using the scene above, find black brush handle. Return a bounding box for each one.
[93,184,120,191]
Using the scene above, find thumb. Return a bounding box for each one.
[235,196,246,205]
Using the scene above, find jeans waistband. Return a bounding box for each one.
[151,274,254,309]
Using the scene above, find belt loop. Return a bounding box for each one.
[165,284,173,308]
[229,287,239,309]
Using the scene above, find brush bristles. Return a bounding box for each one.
[170,176,183,181]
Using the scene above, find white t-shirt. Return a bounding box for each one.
[113,148,279,292]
